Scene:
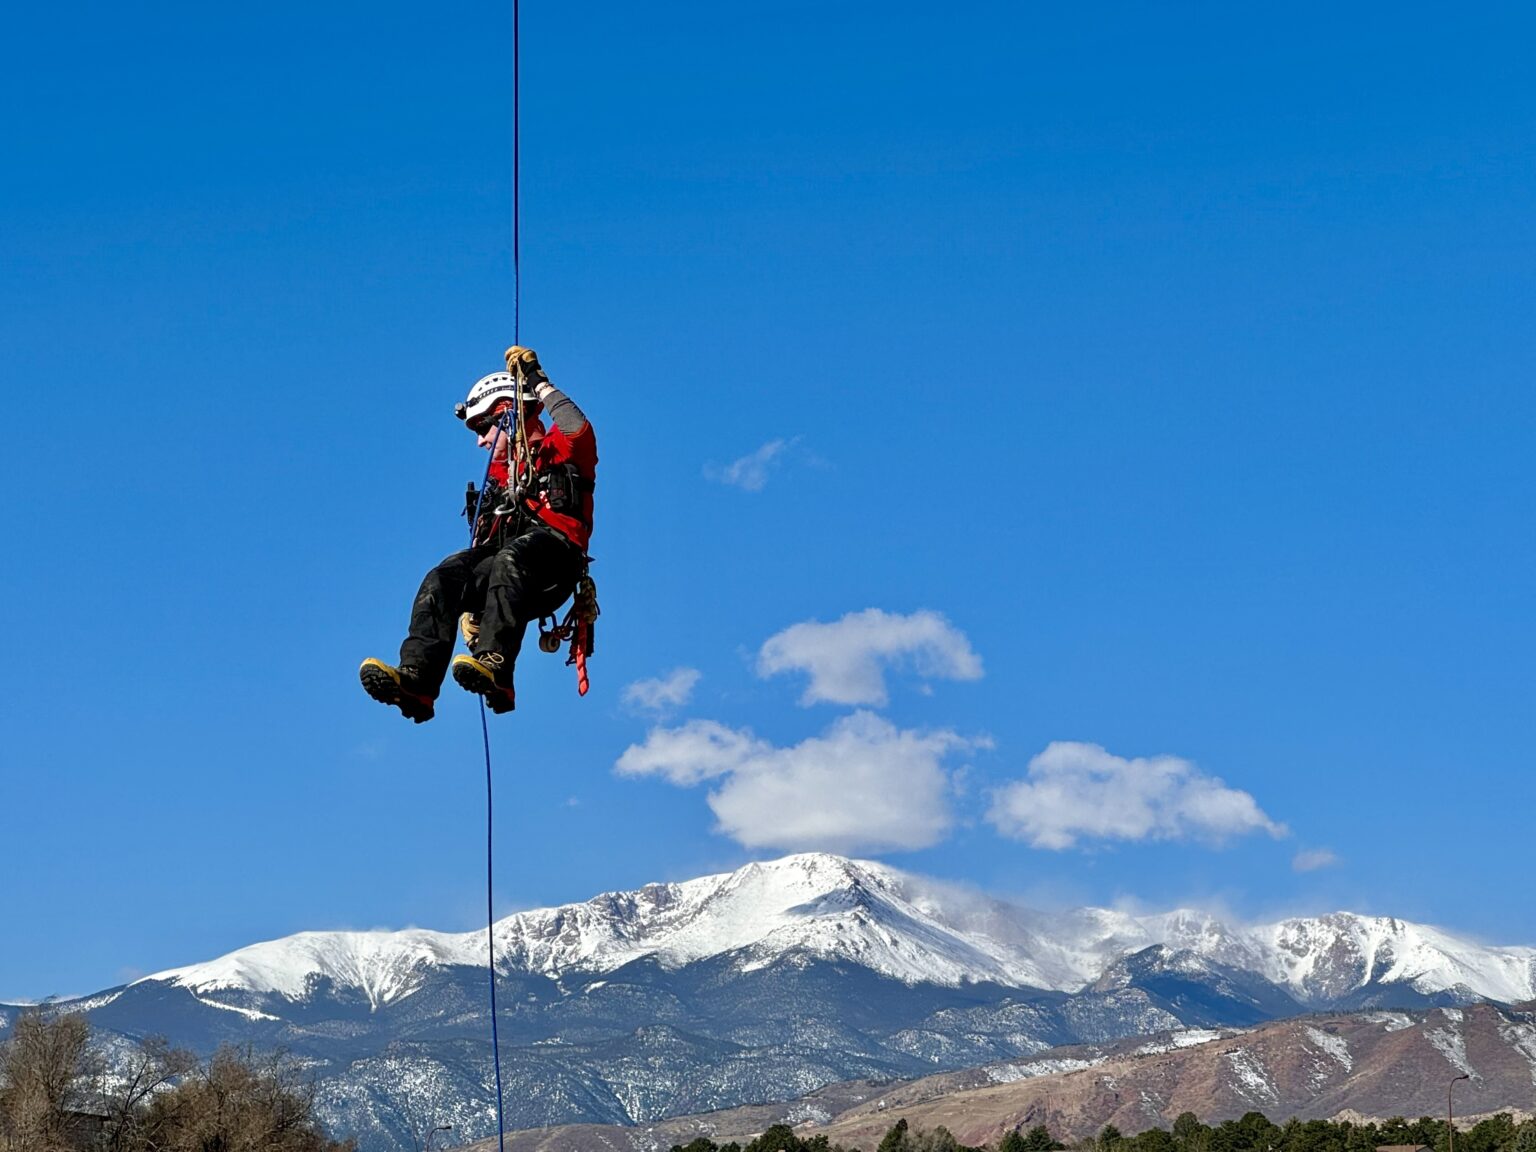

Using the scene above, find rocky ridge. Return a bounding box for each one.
[475,1003,1536,1151]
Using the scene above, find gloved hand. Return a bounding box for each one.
[460,613,481,647]
[504,345,551,395]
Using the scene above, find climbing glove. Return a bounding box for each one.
[504,346,551,397]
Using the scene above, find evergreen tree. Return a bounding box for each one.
[1174,1114,1210,1152]
[1343,1121,1379,1152]
[1210,1110,1282,1152]
[1132,1128,1178,1152]
[747,1124,804,1152]
[1462,1114,1518,1152]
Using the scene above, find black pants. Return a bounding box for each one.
[399,525,585,692]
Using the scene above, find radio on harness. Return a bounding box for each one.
[535,462,595,526]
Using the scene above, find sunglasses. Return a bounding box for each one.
[457,402,540,437]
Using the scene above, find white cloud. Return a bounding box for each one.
[1292,847,1340,873]
[706,438,792,492]
[615,719,764,787]
[757,608,983,707]
[622,667,702,713]
[615,711,972,854]
[987,741,1287,850]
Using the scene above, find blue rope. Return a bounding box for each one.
[512,0,521,346]
[483,0,522,1125]
[471,414,511,1152]
[482,698,505,1152]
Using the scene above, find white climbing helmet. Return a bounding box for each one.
[456,371,539,431]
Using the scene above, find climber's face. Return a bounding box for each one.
[476,423,506,453]
[475,403,546,454]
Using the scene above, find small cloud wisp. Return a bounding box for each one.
[757,608,983,707]
[1292,847,1341,873]
[706,438,793,492]
[622,667,702,713]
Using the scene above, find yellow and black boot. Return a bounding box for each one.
[451,651,516,714]
[358,658,436,723]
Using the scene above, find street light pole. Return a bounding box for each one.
[426,1124,453,1151]
[1448,1074,1470,1152]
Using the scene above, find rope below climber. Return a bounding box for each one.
[359,345,599,720]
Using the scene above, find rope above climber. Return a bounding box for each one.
[359,345,598,722]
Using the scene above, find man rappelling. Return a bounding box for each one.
[360,346,597,721]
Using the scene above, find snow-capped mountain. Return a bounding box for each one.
[1254,912,1536,1006]
[10,853,1535,1152]
[134,852,1536,1009]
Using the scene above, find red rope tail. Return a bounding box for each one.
[574,620,590,696]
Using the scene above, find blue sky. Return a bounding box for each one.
[2,1,1534,1000]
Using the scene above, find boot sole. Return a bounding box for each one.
[451,657,516,714]
[360,661,435,724]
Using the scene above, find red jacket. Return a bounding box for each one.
[486,399,597,553]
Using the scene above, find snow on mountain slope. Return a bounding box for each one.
[144,928,485,1008]
[132,853,1536,1011]
[493,853,1060,987]
[1254,912,1536,1005]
